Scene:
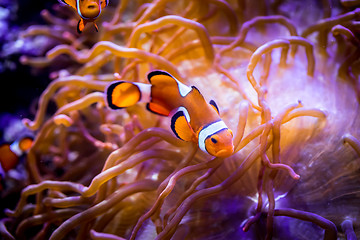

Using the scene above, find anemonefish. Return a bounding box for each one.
[106,70,234,158]
[0,137,33,190]
[58,0,109,33]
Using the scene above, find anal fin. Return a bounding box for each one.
[146,102,171,116]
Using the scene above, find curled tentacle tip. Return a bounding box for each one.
[293,174,300,180]
[100,126,112,134]
[94,141,103,148]
[4,209,15,217]
[114,72,121,80]
[45,51,53,59]
[343,133,352,138]
[341,218,353,225]
[103,22,110,28]
[53,114,74,127]
[90,229,97,237]
[242,224,251,232]
[62,31,72,39]
[342,134,352,143]
[58,69,71,78]
[40,9,49,17]
[331,25,342,36]
[19,55,28,64]
[22,118,35,129]
[50,71,59,79]
[317,109,328,118]
[322,111,329,118]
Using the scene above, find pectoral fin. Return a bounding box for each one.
[93,22,99,32]
[171,107,194,141]
[77,19,86,34]
[101,0,109,9]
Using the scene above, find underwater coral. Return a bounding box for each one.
[1,0,360,239]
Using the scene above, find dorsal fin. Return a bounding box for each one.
[209,100,220,115]
[145,70,186,116]
[147,70,176,85]
[189,86,206,102]
[147,70,192,97]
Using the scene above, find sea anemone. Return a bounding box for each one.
[1,0,360,239]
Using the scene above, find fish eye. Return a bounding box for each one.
[211,137,218,144]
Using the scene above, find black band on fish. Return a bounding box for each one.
[198,120,228,153]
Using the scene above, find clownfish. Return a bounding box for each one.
[58,0,109,33]
[106,71,234,158]
[0,137,33,190]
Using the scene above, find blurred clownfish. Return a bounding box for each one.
[0,137,33,190]
[58,0,109,33]
[106,70,234,158]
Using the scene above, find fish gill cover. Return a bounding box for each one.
[0,0,360,239]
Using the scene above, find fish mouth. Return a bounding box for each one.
[80,4,100,19]
[214,146,234,158]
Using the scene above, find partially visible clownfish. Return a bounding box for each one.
[0,137,33,190]
[58,0,109,33]
[106,70,234,158]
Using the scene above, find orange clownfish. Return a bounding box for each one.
[0,137,33,190]
[106,70,234,158]
[59,0,109,33]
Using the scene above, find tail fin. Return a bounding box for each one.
[106,81,151,109]
[0,144,19,172]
